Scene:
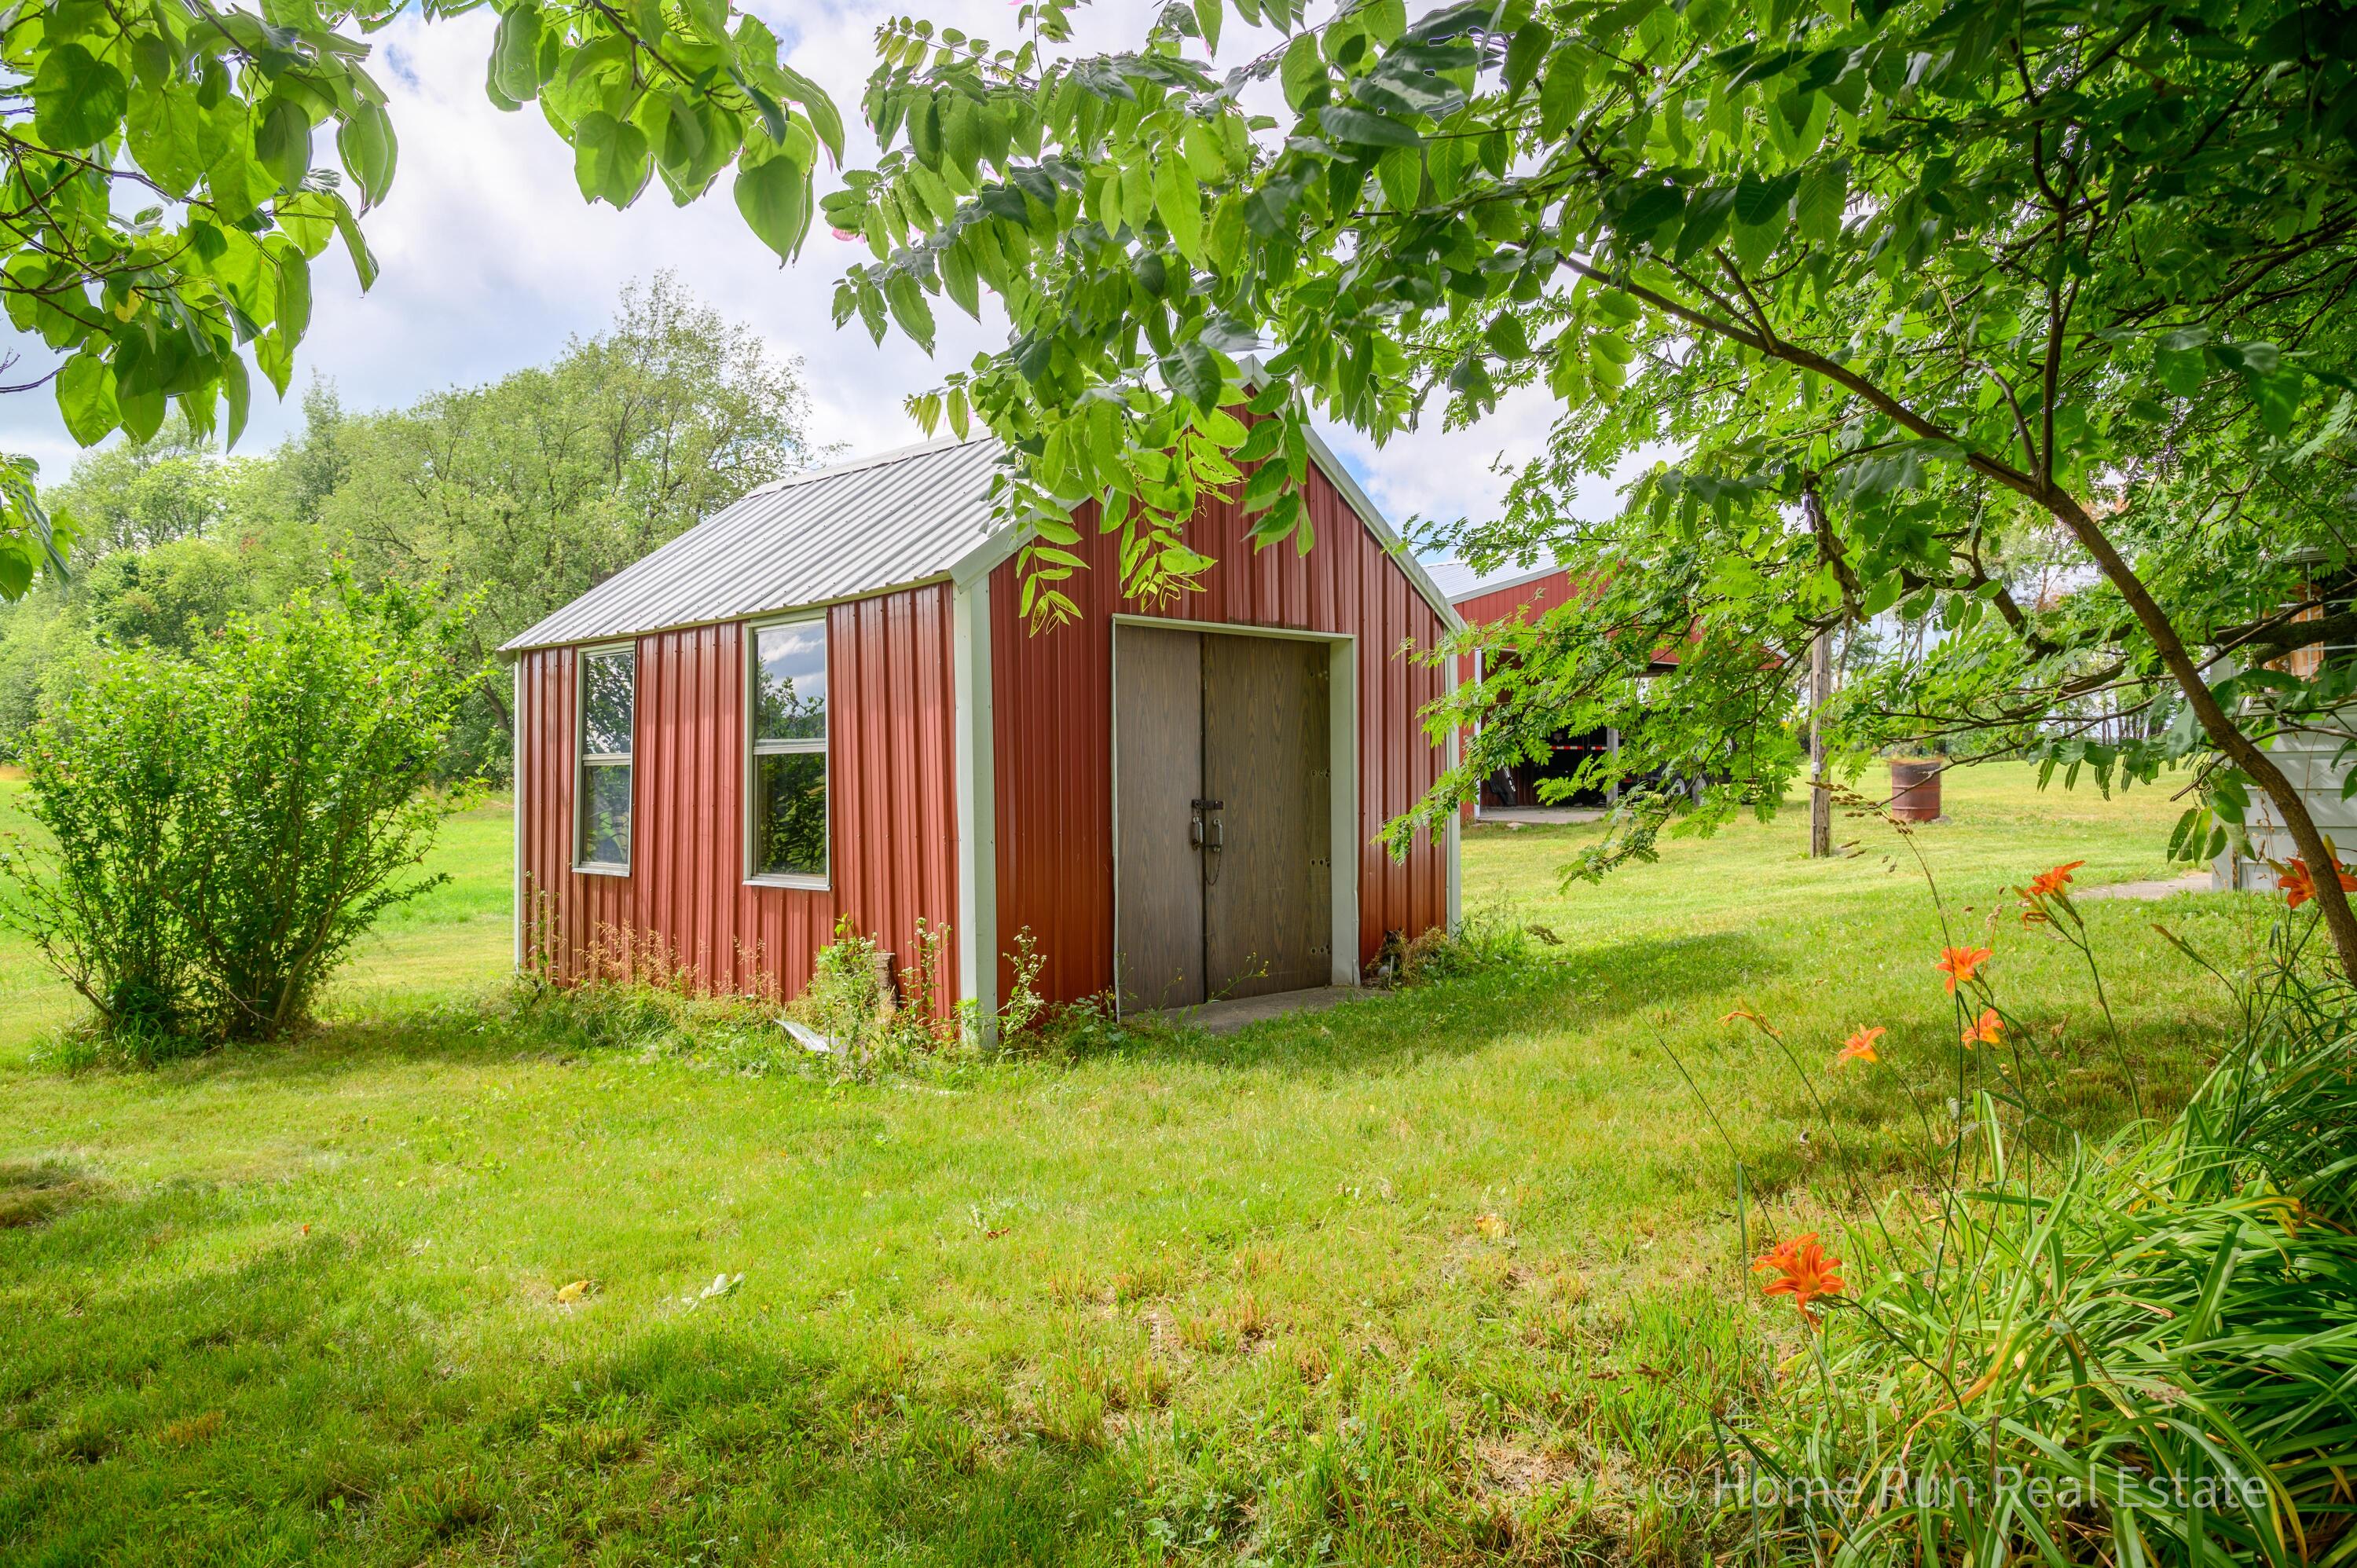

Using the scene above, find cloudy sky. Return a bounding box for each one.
[0,0,1630,548]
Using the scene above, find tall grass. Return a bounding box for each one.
[1716,868,2357,1567]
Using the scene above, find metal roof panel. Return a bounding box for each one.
[504,422,1462,651]
[500,438,1006,653]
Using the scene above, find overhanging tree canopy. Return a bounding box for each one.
[823,0,2357,977]
[0,0,841,594]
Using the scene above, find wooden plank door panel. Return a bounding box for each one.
[1114,625,1206,1010]
[1203,636,1331,999]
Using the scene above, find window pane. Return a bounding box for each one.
[754,622,827,741]
[580,763,632,865]
[582,650,634,756]
[753,751,827,878]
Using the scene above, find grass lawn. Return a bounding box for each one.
[0,764,2276,1564]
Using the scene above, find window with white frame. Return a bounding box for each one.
[748,618,828,882]
[577,645,634,870]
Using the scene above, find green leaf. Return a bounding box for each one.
[1193,0,1222,54]
[941,240,981,320]
[1794,160,1846,247]
[572,112,651,207]
[276,192,339,257]
[1673,185,1736,263]
[260,240,307,346]
[1119,159,1154,236]
[493,5,546,104]
[771,58,844,166]
[254,95,313,196]
[127,78,205,196]
[55,351,118,447]
[331,197,379,291]
[885,273,935,352]
[204,141,262,225]
[1538,49,1587,138]
[1725,172,1795,273]
[1163,339,1222,408]
[1733,170,1798,229]
[1611,183,1684,247]
[253,329,295,397]
[1484,314,1530,359]
[1280,34,1325,111]
[906,93,942,167]
[1153,155,1203,262]
[1505,22,1551,98]
[2245,366,2300,438]
[337,101,397,210]
[1232,417,1282,463]
[1182,119,1224,182]
[734,148,811,261]
[1241,453,1292,511]
[1375,144,1420,211]
[1318,105,1420,148]
[118,379,167,441]
[33,45,126,150]
[2155,346,2206,398]
[220,353,251,449]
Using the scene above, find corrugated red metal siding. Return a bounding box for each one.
[515,584,961,1013]
[991,465,1452,1005]
[1453,569,1578,629]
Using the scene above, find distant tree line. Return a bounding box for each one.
[0,274,823,779]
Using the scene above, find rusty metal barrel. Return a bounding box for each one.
[1889,759,1943,822]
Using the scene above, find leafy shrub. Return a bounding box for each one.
[1378,903,1555,987]
[1714,871,2357,1566]
[1,578,481,1050]
[0,650,198,1045]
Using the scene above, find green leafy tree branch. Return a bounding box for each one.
[0,0,842,595]
[825,0,2357,980]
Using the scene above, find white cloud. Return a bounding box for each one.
[0,0,1633,537]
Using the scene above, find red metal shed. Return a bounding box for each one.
[503,424,1463,1022]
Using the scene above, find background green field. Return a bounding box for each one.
[0,764,2266,1564]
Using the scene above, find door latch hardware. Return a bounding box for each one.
[1191,798,1225,883]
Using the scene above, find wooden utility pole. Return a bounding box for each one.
[1808,628,1833,858]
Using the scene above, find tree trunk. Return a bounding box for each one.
[1567,260,2357,980]
[1808,629,1832,859]
[2044,491,2357,983]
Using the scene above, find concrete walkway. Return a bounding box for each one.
[1474,806,1606,826]
[2079,872,2214,902]
[1142,985,1369,1036]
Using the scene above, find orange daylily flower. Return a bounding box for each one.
[2021,860,2086,899]
[1962,1008,2003,1046]
[1834,1026,1885,1068]
[1935,945,1993,995]
[2275,857,2357,910]
[1754,1232,1846,1324]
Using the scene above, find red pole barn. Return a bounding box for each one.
[503,424,1464,1022]
[1433,559,1689,819]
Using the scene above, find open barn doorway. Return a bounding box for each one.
[1113,621,1352,1013]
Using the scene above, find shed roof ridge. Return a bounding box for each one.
[744,433,1001,500]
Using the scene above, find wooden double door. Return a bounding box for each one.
[1115,624,1336,1011]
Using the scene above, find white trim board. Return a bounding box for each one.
[511,658,525,973]
[952,576,999,1024]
